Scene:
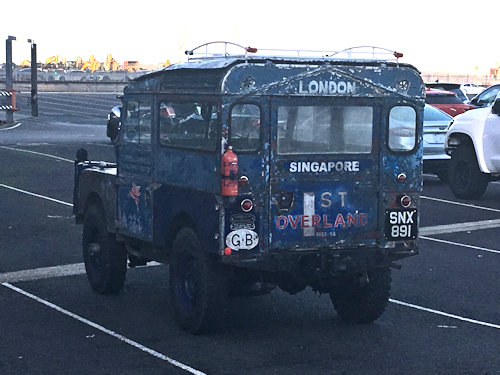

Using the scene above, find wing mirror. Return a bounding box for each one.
[492,98,500,116]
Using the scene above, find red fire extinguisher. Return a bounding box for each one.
[221,146,238,196]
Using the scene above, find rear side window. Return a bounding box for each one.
[230,104,261,151]
[122,100,152,144]
[424,105,452,122]
[388,106,416,152]
[425,94,462,105]
[159,101,217,151]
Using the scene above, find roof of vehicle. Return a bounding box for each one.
[123,42,424,99]
[125,58,423,100]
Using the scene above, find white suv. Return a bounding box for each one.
[445,92,500,198]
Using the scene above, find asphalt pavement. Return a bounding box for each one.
[0,94,499,374]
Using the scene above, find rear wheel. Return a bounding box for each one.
[169,228,229,334]
[449,144,488,199]
[82,204,127,294]
[329,267,391,324]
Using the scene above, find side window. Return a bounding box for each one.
[478,87,500,106]
[388,106,416,152]
[159,101,217,151]
[123,101,139,143]
[122,100,152,144]
[139,102,152,144]
[230,104,261,151]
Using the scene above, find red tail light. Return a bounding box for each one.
[241,199,253,212]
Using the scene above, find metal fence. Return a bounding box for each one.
[421,72,497,86]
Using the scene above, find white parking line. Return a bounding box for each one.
[0,263,85,283]
[0,184,73,207]
[421,195,500,213]
[389,299,500,330]
[0,122,22,130]
[420,219,500,236]
[1,282,206,375]
[0,262,161,283]
[0,145,73,163]
[421,236,500,254]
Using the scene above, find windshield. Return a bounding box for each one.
[277,105,373,154]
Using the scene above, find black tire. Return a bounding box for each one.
[169,228,229,334]
[82,204,127,294]
[449,144,489,199]
[329,267,391,324]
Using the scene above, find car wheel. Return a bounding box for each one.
[169,228,229,334]
[449,144,488,199]
[329,267,391,324]
[82,204,127,294]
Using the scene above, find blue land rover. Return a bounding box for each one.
[73,42,425,333]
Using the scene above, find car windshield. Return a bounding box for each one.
[424,105,452,122]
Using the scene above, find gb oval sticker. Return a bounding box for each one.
[225,229,259,250]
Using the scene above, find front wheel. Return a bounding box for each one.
[448,144,489,199]
[329,267,391,324]
[169,228,229,334]
[82,204,127,294]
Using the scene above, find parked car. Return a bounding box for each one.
[467,84,500,108]
[47,69,67,81]
[423,104,453,181]
[460,83,484,97]
[425,82,468,103]
[66,70,89,81]
[445,92,500,198]
[425,88,475,117]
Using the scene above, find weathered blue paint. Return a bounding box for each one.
[74,53,425,277]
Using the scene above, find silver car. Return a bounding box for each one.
[423,104,453,181]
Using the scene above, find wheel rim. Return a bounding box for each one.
[175,254,199,314]
[85,225,107,278]
[87,241,105,272]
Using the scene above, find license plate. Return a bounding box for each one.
[385,209,418,240]
[424,133,445,144]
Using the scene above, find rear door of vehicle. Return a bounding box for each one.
[269,98,380,250]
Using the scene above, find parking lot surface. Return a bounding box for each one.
[1,94,499,374]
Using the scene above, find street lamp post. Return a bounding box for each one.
[5,36,15,123]
[29,40,38,117]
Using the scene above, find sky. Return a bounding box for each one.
[1,0,499,74]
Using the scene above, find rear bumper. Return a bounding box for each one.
[221,243,418,275]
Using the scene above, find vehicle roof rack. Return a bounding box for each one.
[185,41,404,63]
[185,41,258,60]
